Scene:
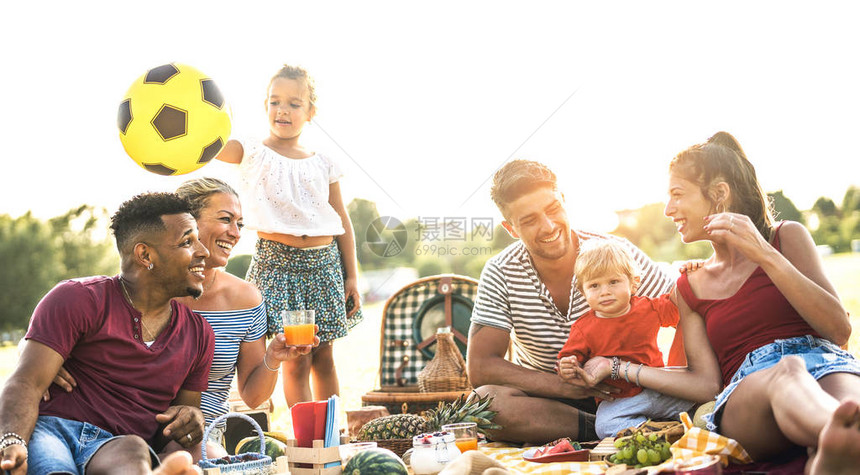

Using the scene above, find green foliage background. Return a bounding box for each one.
[1,187,858,333]
[0,206,118,331]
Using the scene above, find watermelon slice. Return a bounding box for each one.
[546,439,575,454]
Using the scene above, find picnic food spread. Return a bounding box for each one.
[356,393,499,441]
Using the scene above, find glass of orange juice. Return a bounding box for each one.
[281,310,315,346]
[442,422,478,452]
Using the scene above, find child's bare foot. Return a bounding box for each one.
[153,451,201,475]
[807,399,860,475]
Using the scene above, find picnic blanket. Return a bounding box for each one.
[670,412,752,466]
[478,443,607,474]
[475,411,754,474]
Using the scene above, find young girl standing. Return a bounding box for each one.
[215,64,362,406]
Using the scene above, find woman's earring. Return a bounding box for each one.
[148,263,154,270]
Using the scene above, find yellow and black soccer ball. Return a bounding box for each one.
[117,63,231,176]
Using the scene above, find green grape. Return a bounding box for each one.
[614,438,626,448]
[648,449,661,463]
[637,448,649,464]
[635,434,646,444]
[661,445,672,461]
[609,454,617,463]
[649,433,658,441]
[623,447,633,459]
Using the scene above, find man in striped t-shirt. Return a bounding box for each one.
[467,160,676,444]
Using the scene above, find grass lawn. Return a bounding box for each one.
[1,253,859,439]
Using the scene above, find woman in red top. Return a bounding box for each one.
[566,131,860,473]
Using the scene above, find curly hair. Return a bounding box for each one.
[269,64,317,107]
[669,131,775,240]
[490,160,558,217]
[110,192,192,253]
[175,177,238,219]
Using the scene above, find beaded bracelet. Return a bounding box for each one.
[262,354,279,372]
[610,356,620,380]
[623,361,632,383]
[0,437,27,452]
[0,433,23,443]
[635,363,644,386]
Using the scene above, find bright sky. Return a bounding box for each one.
[3,2,859,248]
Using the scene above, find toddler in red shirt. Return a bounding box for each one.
[558,240,694,438]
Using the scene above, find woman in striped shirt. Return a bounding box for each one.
[174,178,319,459]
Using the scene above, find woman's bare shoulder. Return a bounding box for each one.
[218,271,263,309]
[775,221,817,254]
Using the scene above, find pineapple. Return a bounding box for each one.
[357,392,501,441]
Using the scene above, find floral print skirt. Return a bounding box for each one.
[246,238,363,341]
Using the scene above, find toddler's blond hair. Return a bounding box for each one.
[574,240,640,293]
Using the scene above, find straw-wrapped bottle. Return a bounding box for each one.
[417,327,470,392]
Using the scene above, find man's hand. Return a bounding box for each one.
[557,356,619,400]
[0,444,28,474]
[559,380,619,402]
[156,405,204,449]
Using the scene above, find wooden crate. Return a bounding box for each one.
[285,437,350,475]
[589,437,619,462]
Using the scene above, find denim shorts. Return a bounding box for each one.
[27,415,159,474]
[704,335,860,432]
[596,388,695,439]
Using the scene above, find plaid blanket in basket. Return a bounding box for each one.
[379,275,478,387]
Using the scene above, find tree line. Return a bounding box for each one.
[2,187,857,332]
[0,206,118,332]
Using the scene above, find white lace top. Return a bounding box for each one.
[236,140,346,236]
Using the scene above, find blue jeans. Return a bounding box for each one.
[595,388,695,439]
[704,335,860,432]
[26,415,159,474]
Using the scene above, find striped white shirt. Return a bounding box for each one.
[197,301,267,428]
[471,230,675,374]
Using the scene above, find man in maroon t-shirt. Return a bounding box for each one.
[0,193,215,475]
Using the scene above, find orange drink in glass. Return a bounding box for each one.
[281,310,315,346]
[442,422,478,452]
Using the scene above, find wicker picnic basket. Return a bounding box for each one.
[417,327,470,393]
[375,437,414,458]
[198,413,273,473]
